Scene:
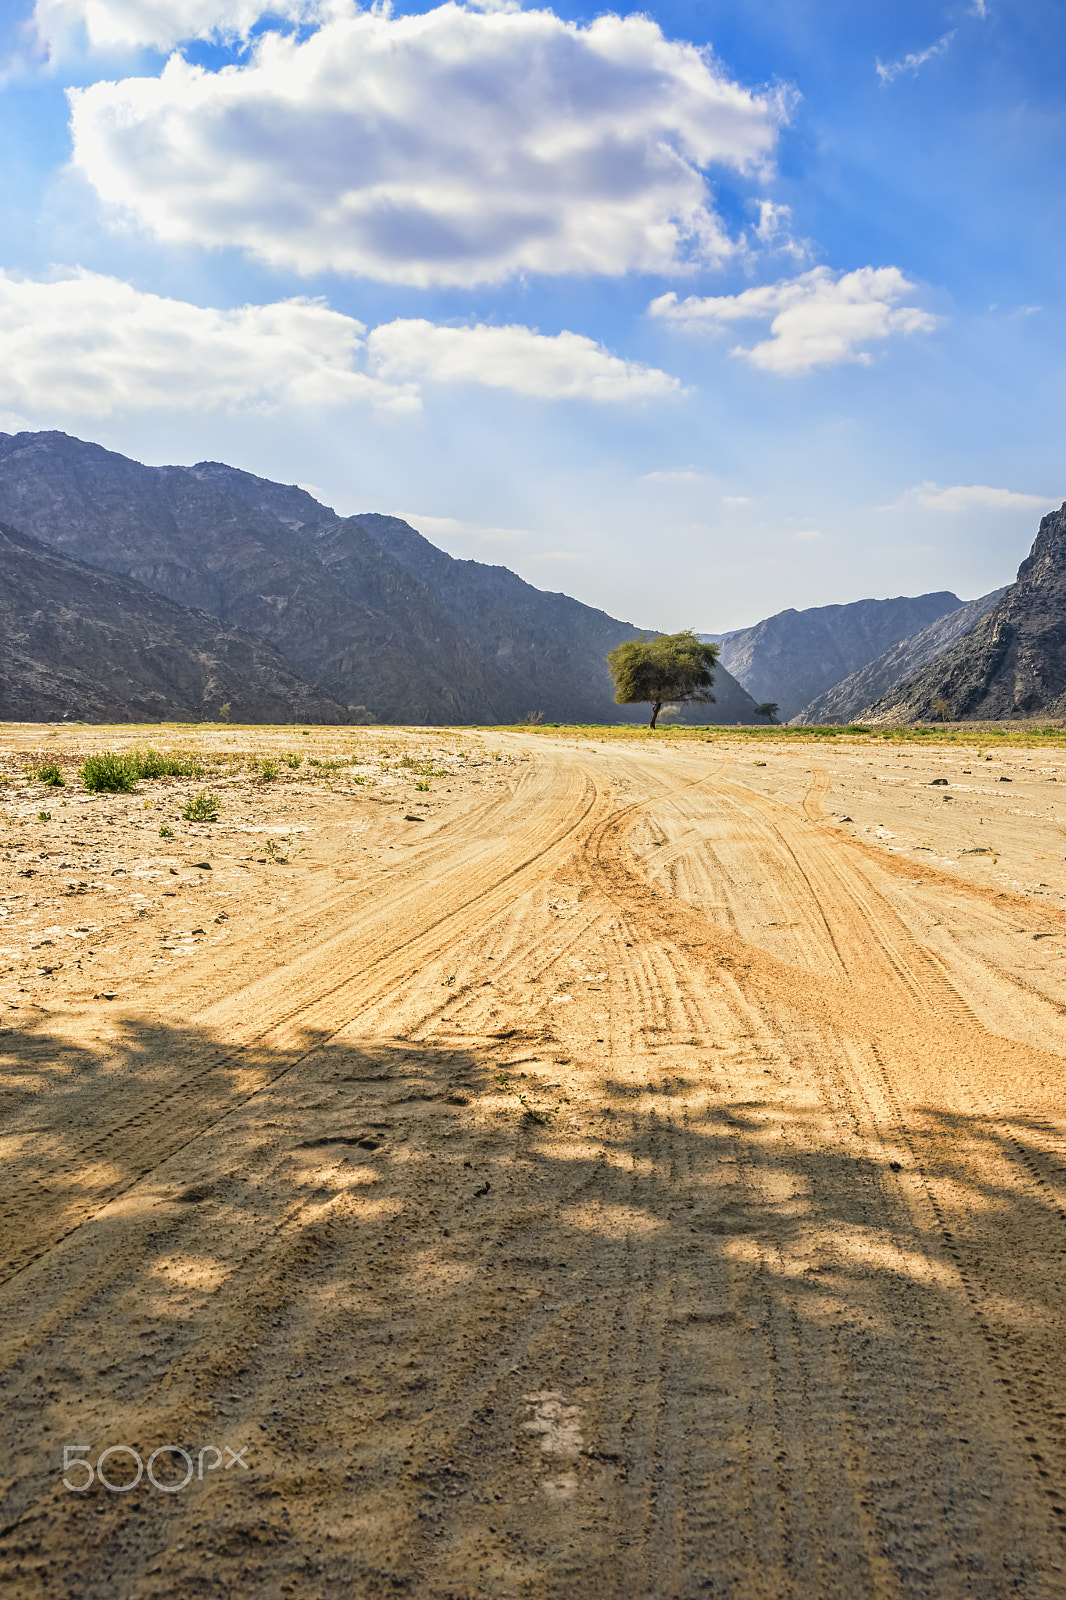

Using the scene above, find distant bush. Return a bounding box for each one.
[81,751,137,793]
[182,791,219,822]
[130,747,201,780]
[256,759,279,782]
[80,747,201,792]
[35,764,65,787]
[159,823,175,839]
[285,752,302,769]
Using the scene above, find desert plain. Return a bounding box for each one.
[0,720,1065,1598]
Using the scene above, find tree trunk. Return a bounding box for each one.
[649,700,662,728]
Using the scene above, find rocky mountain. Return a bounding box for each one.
[0,430,761,725]
[863,504,1066,723]
[0,520,349,724]
[792,587,1008,725]
[703,591,962,721]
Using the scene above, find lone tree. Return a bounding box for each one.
[754,701,780,724]
[607,630,719,729]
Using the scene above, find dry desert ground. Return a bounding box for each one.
[0,721,1065,1598]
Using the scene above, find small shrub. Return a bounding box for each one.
[130,747,201,780]
[36,764,66,787]
[182,791,220,823]
[415,780,430,792]
[256,759,279,782]
[81,751,136,793]
[38,810,51,822]
[285,752,302,769]
[159,824,175,839]
[264,837,285,862]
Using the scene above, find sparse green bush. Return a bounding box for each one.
[182,790,220,822]
[415,780,430,791]
[159,824,175,839]
[38,811,51,822]
[80,747,203,793]
[35,764,65,787]
[285,752,302,769]
[130,747,201,780]
[81,751,137,793]
[256,759,279,782]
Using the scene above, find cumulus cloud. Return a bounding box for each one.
[68,2,785,286]
[649,266,938,373]
[34,0,317,54]
[876,31,955,84]
[37,0,332,54]
[367,319,681,401]
[0,269,416,416]
[893,482,1059,513]
[0,270,679,418]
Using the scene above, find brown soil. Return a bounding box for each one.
[1,725,1065,1599]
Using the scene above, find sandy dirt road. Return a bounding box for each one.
[1,727,1065,1598]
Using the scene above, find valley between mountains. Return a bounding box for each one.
[1,724,1065,1599]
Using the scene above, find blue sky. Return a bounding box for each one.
[1,0,1063,630]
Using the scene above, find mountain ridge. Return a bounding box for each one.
[0,431,762,725]
[0,519,350,724]
[863,503,1066,723]
[702,592,963,720]
[791,588,1009,725]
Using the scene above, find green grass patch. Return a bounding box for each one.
[495,720,1066,748]
[181,790,220,822]
[79,747,202,792]
[34,764,66,787]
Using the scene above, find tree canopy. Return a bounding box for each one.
[754,701,780,724]
[607,630,720,728]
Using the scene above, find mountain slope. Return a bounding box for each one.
[792,587,1008,725]
[0,520,349,724]
[863,503,1066,723]
[704,592,962,720]
[0,432,762,725]
[188,463,762,723]
[0,431,509,723]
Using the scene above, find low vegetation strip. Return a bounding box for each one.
[499,720,1066,747]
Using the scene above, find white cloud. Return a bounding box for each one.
[69,2,784,286]
[876,31,955,84]
[751,199,809,261]
[367,319,681,401]
[33,0,317,55]
[893,482,1059,513]
[402,513,527,542]
[639,468,709,484]
[0,268,416,416]
[793,528,823,540]
[0,270,679,419]
[649,265,938,373]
